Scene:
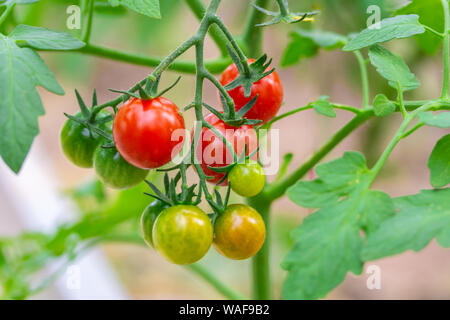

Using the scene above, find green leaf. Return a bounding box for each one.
[0,34,63,173]
[343,15,425,51]
[284,152,395,299]
[428,134,450,188]
[108,0,161,19]
[362,189,450,261]
[0,0,39,5]
[368,44,420,92]
[396,0,444,54]
[281,29,347,67]
[418,111,450,128]
[310,96,336,118]
[10,25,85,51]
[372,94,396,117]
[282,199,364,300]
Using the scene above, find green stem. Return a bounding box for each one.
[369,102,436,183]
[423,25,445,38]
[441,0,450,99]
[81,0,95,43]
[264,110,373,200]
[401,122,424,139]
[0,3,15,27]
[212,16,251,75]
[188,264,248,300]
[241,0,270,57]
[184,0,228,56]
[261,103,361,130]
[276,0,289,16]
[262,105,312,130]
[397,83,407,118]
[247,197,271,300]
[354,50,370,108]
[78,44,229,74]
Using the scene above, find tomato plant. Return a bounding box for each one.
[1,0,450,302]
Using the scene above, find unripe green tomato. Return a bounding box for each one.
[94,147,149,189]
[153,205,213,265]
[228,160,265,197]
[140,199,169,247]
[214,204,265,260]
[60,110,111,168]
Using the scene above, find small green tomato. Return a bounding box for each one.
[228,160,265,197]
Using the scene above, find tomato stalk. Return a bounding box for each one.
[184,0,229,57]
[0,2,15,27]
[246,196,272,299]
[354,50,370,109]
[241,0,271,57]
[80,0,95,43]
[441,0,450,100]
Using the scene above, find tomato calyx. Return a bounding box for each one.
[224,54,275,98]
[64,89,113,143]
[206,143,259,177]
[109,75,182,101]
[144,169,202,208]
[252,1,319,27]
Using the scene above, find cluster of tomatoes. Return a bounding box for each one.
[61,61,283,264]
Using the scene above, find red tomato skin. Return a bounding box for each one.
[220,60,283,124]
[113,97,185,169]
[196,113,258,185]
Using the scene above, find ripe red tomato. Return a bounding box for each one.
[195,113,258,185]
[219,59,283,124]
[113,97,185,169]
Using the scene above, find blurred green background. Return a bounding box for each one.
[0,0,449,299]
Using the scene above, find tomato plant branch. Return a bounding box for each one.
[262,110,373,201]
[441,0,450,99]
[212,16,251,76]
[0,2,15,27]
[81,0,95,43]
[423,25,445,38]
[242,0,270,57]
[261,103,362,130]
[246,196,272,300]
[354,50,370,109]
[275,0,289,16]
[368,101,439,184]
[185,0,229,57]
[78,43,229,74]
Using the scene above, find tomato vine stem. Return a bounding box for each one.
[81,0,95,43]
[354,50,370,109]
[441,0,450,99]
[242,0,270,57]
[0,2,15,27]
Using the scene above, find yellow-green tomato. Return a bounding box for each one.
[228,160,265,197]
[153,205,213,265]
[140,199,169,247]
[214,204,265,260]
